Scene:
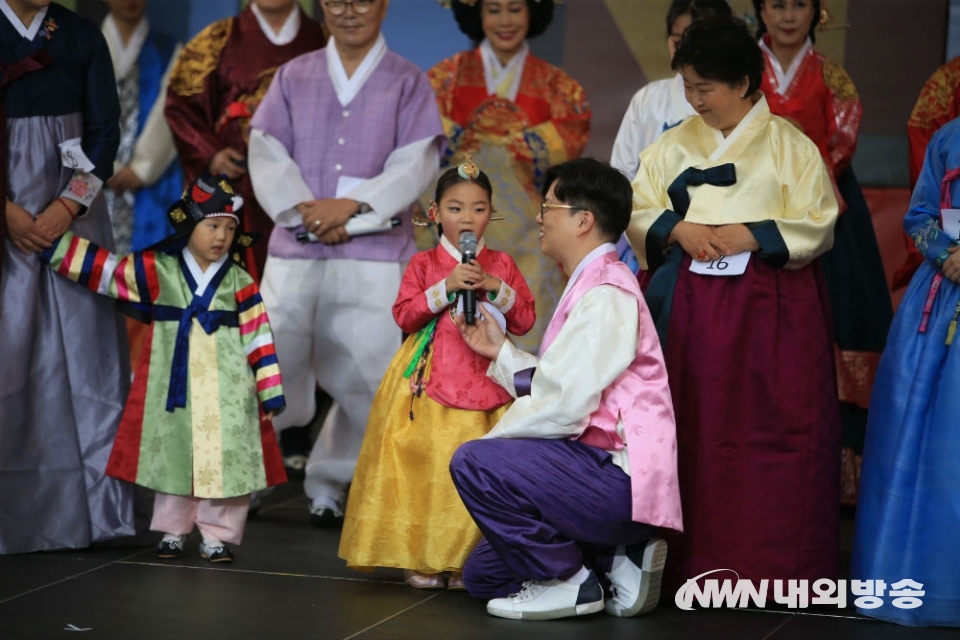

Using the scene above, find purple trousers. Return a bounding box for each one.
[450,438,656,600]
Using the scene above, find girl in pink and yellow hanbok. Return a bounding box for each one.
[340,162,535,589]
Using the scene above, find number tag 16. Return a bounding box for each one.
[689,251,751,276]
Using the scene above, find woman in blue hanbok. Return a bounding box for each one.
[850,116,960,628]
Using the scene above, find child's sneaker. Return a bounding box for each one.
[156,535,185,559]
[199,540,234,563]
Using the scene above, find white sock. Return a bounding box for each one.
[161,534,185,543]
[610,544,628,571]
[563,566,590,585]
[202,538,224,547]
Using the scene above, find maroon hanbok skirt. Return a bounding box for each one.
[661,254,840,591]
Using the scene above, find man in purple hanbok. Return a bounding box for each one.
[451,158,682,621]
[248,0,443,526]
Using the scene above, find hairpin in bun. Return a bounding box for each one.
[457,155,480,180]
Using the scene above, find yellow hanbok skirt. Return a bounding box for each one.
[339,331,509,573]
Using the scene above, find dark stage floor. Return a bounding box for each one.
[1,480,958,640]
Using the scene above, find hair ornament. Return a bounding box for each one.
[412,204,435,227]
[457,155,481,180]
[817,4,849,32]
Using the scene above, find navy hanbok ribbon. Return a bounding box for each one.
[666,164,737,218]
[645,163,737,344]
[152,257,238,412]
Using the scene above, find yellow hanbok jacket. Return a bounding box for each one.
[627,95,838,270]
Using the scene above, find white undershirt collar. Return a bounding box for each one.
[439,233,487,261]
[182,248,230,296]
[251,2,300,46]
[479,38,528,101]
[102,15,149,79]
[760,36,812,96]
[326,33,388,107]
[0,0,48,40]
[709,94,767,162]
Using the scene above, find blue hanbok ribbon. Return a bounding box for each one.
[152,256,238,412]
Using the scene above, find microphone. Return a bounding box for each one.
[459,230,478,325]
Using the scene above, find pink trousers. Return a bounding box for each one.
[150,493,250,544]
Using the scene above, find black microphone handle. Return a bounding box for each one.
[464,290,476,324]
[462,250,476,324]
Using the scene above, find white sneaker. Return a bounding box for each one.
[604,537,668,617]
[486,571,604,620]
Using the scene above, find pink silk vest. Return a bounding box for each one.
[541,251,683,531]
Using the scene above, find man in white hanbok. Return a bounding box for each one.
[248,0,444,526]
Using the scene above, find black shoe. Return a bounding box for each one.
[281,454,308,479]
[156,538,184,559]
[309,507,344,529]
[199,541,234,563]
[280,425,312,478]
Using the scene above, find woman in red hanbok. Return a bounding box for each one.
[754,0,893,505]
[425,0,589,351]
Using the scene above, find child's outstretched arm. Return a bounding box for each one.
[236,282,286,416]
[38,230,160,304]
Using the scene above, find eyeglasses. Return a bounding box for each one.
[324,0,376,16]
[539,202,587,218]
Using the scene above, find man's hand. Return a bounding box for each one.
[5,200,52,254]
[315,224,350,245]
[297,198,359,238]
[107,167,145,193]
[454,312,506,360]
[208,147,246,179]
